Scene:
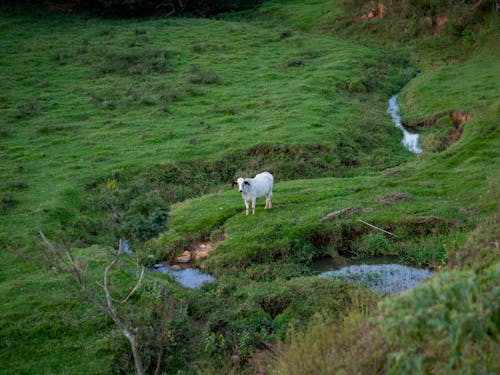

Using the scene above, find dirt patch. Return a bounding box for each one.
[188,233,228,261]
[449,110,472,142]
[433,16,448,36]
[172,233,227,265]
[359,2,386,20]
[320,207,371,222]
[373,193,411,205]
[419,16,448,36]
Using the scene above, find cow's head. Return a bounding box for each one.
[235,177,250,193]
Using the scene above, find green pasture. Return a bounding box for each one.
[0,0,498,373]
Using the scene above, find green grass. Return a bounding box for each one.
[0,6,414,245]
[0,1,499,373]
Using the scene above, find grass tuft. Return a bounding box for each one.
[99,50,170,75]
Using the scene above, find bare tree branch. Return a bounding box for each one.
[357,219,396,236]
[102,240,145,375]
[34,234,147,375]
[121,266,145,304]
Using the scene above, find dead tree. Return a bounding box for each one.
[32,233,147,375]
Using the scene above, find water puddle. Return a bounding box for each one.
[387,95,422,154]
[319,263,433,295]
[152,263,216,288]
[312,255,399,273]
[120,239,216,289]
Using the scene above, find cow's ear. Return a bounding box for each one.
[231,181,237,187]
[244,180,250,186]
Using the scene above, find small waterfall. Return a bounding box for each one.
[387,95,422,154]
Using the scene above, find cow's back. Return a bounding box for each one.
[252,172,273,197]
[254,172,273,185]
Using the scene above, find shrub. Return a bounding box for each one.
[271,310,388,375]
[378,265,500,373]
[120,192,169,242]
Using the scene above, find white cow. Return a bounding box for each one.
[234,172,274,215]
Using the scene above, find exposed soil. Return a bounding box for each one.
[175,233,228,266]
[359,2,386,20]
[449,110,472,142]
[373,193,412,205]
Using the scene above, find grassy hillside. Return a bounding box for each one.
[0,0,498,373]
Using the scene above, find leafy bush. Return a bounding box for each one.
[378,265,500,373]
[120,192,169,242]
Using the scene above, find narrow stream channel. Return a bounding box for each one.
[130,79,425,291]
[387,94,422,154]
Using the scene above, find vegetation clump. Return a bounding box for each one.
[99,50,171,76]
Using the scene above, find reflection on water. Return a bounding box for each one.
[152,264,216,289]
[319,263,433,295]
[311,255,400,273]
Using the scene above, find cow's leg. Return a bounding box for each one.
[252,197,256,214]
[266,191,272,209]
[244,199,249,216]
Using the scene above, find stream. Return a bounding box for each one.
[152,263,216,289]
[125,87,425,291]
[121,240,216,289]
[387,94,422,154]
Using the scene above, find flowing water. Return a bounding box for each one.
[387,95,422,154]
[126,86,423,290]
